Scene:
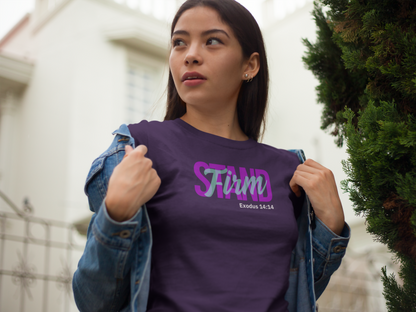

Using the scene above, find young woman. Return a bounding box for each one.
[73,1,350,311]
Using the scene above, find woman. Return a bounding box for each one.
[73,1,350,311]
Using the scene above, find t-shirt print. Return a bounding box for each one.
[128,119,303,312]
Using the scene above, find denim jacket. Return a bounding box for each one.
[73,124,350,312]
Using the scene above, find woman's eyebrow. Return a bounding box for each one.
[172,29,230,38]
[202,29,230,38]
[172,30,189,37]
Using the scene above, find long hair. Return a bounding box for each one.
[164,0,269,142]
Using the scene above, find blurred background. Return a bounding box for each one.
[0,0,398,311]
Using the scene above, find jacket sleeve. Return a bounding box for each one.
[312,217,350,298]
[72,141,146,312]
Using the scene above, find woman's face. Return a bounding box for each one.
[169,6,248,112]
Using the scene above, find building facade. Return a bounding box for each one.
[0,0,396,311]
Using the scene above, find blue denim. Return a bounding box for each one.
[73,124,350,312]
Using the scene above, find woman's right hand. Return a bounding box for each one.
[105,145,161,222]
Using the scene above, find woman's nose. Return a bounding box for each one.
[184,44,203,65]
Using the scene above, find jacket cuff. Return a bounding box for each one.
[92,199,143,250]
[312,218,350,260]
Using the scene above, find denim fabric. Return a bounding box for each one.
[73,125,350,312]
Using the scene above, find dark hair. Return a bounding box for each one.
[164,0,269,142]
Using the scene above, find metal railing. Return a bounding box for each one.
[0,190,85,312]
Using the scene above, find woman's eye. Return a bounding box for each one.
[173,39,185,47]
[207,38,221,45]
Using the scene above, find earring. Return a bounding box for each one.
[245,74,253,83]
[244,74,253,82]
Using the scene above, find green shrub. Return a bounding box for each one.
[303,1,416,309]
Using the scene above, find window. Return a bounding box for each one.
[125,62,158,124]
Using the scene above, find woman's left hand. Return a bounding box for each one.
[289,159,345,235]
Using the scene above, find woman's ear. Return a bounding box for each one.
[242,52,260,81]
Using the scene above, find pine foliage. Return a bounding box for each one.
[302,0,416,309]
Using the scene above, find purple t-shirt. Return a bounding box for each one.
[128,119,303,312]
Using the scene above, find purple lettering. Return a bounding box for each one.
[194,162,211,197]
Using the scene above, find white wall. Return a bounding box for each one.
[1,1,169,311]
[262,2,362,226]
[0,15,36,61]
[61,0,169,224]
[1,0,169,223]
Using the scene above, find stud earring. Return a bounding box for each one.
[245,74,253,83]
[244,74,253,82]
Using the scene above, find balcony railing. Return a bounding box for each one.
[0,190,85,312]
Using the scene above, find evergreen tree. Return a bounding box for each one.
[302,0,416,310]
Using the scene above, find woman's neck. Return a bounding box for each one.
[180,109,248,141]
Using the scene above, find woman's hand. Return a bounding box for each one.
[289,159,345,235]
[105,145,161,222]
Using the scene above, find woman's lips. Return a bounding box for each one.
[181,71,207,86]
[183,79,206,87]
